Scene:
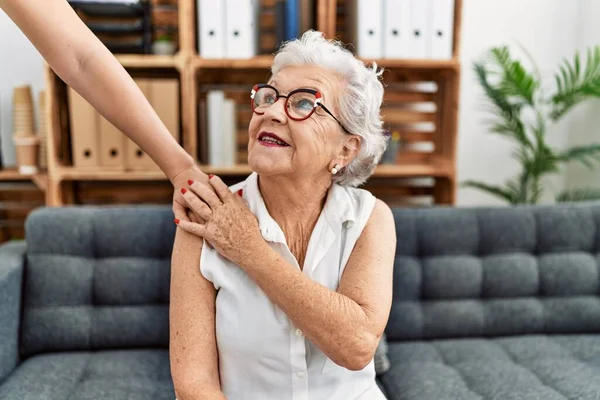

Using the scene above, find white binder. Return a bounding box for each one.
[225,0,258,58]
[198,0,225,58]
[383,0,410,59]
[207,90,224,166]
[407,0,432,59]
[348,0,383,59]
[221,98,236,166]
[430,0,455,59]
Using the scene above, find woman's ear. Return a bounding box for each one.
[338,135,361,164]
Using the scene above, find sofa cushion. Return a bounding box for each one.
[0,349,174,400]
[21,206,175,356]
[388,204,600,341]
[381,334,600,400]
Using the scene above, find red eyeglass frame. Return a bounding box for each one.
[250,83,350,134]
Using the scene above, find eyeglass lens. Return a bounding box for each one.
[252,87,317,120]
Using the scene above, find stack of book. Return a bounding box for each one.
[69,0,153,54]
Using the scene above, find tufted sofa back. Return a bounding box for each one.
[21,206,175,357]
[386,202,600,341]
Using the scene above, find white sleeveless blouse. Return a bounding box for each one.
[199,171,386,400]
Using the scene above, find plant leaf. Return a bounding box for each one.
[552,45,600,120]
[556,144,600,169]
[556,187,600,203]
[461,180,518,204]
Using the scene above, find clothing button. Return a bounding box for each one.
[296,371,305,379]
[295,329,303,337]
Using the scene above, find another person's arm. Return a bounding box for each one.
[0,0,192,180]
[170,229,225,400]
[0,0,210,221]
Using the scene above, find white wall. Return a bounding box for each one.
[0,10,45,167]
[456,0,582,206]
[564,0,600,192]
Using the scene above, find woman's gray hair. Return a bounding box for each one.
[271,30,388,187]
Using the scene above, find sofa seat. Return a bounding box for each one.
[381,334,600,400]
[0,349,175,400]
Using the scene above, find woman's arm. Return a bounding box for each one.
[170,229,225,400]
[239,199,396,371]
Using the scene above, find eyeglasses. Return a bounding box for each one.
[250,84,350,134]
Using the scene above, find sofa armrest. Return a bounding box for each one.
[0,241,26,384]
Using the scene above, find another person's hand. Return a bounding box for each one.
[175,175,264,266]
[169,164,211,223]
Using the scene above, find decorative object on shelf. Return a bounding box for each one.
[13,135,40,175]
[150,0,178,52]
[12,84,40,175]
[152,33,176,55]
[462,45,600,204]
[12,84,35,137]
[381,129,402,164]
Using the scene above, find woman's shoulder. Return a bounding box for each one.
[334,185,394,230]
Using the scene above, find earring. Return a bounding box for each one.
[331,164,341,175]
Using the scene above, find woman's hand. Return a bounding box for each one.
[170,164,212,223]
[175,175,264,266]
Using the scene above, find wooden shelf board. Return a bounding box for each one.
[191,55,458,71]
[0,168,25,181]
[373,163,453,178]
[115,54,183,69]
[0,168,47,181]
[365,58,460,70]
[56,167,167,181]
[192,55,274,69]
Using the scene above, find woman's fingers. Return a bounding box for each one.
[172,191,191,222]
[186,180,222,210]
[207,175,236,203]
[181,188,213,221]
[174,219,206,237]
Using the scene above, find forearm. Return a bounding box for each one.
[1,0,193,180]
[239,243,378,369]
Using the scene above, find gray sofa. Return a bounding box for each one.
[1,202,600,399]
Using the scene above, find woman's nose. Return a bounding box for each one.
[262,97,287,124]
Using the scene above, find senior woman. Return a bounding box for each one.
[170,31,396,400]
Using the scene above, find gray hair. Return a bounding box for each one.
[271,30,388,187]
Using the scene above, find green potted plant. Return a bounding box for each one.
[462,45,600,204]
[152,33,176,55]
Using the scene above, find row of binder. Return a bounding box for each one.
[197,0,259,59]
[68,78,179,169]
[347,0,456,60]
[197,0,314,59]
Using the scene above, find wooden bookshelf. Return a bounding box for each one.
[12,0,463,212]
